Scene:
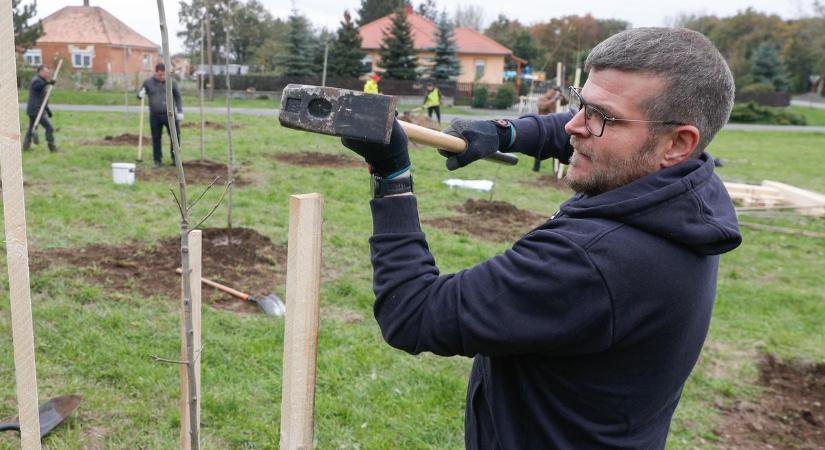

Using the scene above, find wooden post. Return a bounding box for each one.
[32,58,62,131]
[180,231,202,450]
[223,4,235,230]
[137,95,145,161]
[199,21,206,161]
[280,193,324,450]
[0,3,42,448]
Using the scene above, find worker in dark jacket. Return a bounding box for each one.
[340,28,742,449]
[23,65,58,152]
[138,63,183,168]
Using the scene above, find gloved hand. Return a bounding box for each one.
[46,107,52,118]
[440,119,512,170]
[341,119,410,178]
[46,79,56,85]
[176,112,184,121]
[137,88,146,100]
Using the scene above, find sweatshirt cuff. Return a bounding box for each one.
[370,195,422,234]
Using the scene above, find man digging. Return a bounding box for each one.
[23,64,59,152]
[138,63,183,168]
[341,28,742,448]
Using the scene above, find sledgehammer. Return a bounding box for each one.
[278,84,518,166]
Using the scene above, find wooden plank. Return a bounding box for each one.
[180,230,202,450]
[762,180,825,216]
[280,193,324,450]
[0,2,42,447]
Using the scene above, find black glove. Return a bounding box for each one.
[440,119,511,171]
[47,79,56,85]
[46,106,52,118]
[341,119,410,178]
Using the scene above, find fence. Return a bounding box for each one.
[210,74,460,97]
[735,92,791,107]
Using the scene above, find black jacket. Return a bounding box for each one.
[139,76,182,116]
[26,74,51,117]
[367,114,741,449]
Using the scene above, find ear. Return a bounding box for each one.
[659,125,700,168]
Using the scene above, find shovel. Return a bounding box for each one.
[176,268,285,316]
[0,395,82,438]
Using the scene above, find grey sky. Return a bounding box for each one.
[35,0,815,54]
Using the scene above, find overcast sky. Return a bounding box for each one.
[35,0,817,53]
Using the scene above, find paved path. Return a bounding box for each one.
[21,104,825,133]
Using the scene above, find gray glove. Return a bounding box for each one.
[137,87,146,100]
[176,112,184,121]
[440,119,511,171]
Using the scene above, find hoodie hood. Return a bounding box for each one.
[560,153,742,255]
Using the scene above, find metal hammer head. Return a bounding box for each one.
[279,84,398,144]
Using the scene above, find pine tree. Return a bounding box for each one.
[751,41,789,92]
[378,7,418,80]
[329,11,368,78]
[357,0,404,26]
[281,10,317,77]
[13,0,43,51]
[429,11,460,80]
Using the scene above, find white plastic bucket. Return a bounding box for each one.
[112,162,136,185]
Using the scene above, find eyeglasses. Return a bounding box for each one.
[568,87,686,137]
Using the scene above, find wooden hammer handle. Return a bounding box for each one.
[176,268,250,300]
[398,120,518,166]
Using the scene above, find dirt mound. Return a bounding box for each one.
[181,120,239,130]
[85,133,149,146]
[716,354,825,449]
[274,152,365,169]
[400,112,441,130]
[138,160,249,186]
[530,174,571,191]
[423,199,547,242]
[31,227,285,315]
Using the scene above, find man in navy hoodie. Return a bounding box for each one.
[341,28,742,449]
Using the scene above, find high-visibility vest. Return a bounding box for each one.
[424,88,441,107]
[364,79,379,94]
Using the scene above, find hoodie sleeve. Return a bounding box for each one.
[507,111,575,164]
[368,195,613,358]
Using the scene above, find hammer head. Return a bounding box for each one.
[279,84,398,144]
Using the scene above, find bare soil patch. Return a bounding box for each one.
[400,112,441,130]
[423,199,547,242]
[137,160,250,186]
[31,227,285,315]
[716,354,825,449]
[529,174,571,191]
[274,151,365,169]
[84,133,149,146]
[181,120,239,130]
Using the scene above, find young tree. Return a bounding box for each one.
[453,4,484,30]
[13,0,42,51]
[179,0,275,65]
[378,7,418,80]
[357,0,404,26]
[429,11,460,80]
[751,40,789,91]
[281,10,317,77]
[329,11,368,78]
[416,0,438,22]
[313,28,333,76]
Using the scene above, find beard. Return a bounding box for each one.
[565,134,660,196]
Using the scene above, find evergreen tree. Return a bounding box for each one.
[313,28,333,74]
[13,0,42,51]
[416,0,438,22]
[329,11,368,78]
[751,41,789,91]
[378,7,418,80]
[429,11,460,80]
[357,0,404,26]
[281,10,317,77]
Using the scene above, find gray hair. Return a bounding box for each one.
[585,27,734,156]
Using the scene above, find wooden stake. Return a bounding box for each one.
[137,95,145,161]
[0,3,42,447]
[280,193,324,450]
[32,58,62,131]
[180,230,202,450]
[199,20,206,162]
[224,4,235,230]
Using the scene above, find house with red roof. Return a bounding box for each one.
[22,1,159,85]
[359,5,516,84]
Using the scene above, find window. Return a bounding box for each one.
[474,59,486,80]
[23,49,42,66]
[143,54,151,70]
[72,50,93,68]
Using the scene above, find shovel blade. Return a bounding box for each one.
[250,293,286,317]
[38,395,82,438]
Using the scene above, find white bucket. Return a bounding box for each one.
[112,162,136,185]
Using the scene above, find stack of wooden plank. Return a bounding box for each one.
[724,181,825,217]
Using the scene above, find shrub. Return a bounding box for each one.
[493,83,516,109]
[92,74,107,91]
[471,85,488,108]
[740,82,776,94]
[729,101,806,125]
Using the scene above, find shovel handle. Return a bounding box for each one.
[397,120,519,166]
[176,268,250,301]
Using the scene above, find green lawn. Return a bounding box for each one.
[17,87,281,109]
[787,104,825,126]
[0,110,823,448]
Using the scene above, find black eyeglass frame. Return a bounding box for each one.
[568,87,687,137]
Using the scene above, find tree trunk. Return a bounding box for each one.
[205,3,214,102]
[224,3,235,231]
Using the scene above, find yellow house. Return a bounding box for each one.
[359,5,513,84]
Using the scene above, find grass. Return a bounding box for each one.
[18,87,281,109]
[0,104,823,448]
[787,105,825,126]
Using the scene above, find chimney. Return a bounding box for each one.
[403,3,413,15]
[83,0,89,6]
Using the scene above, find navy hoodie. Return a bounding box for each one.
[367,113,742,449]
